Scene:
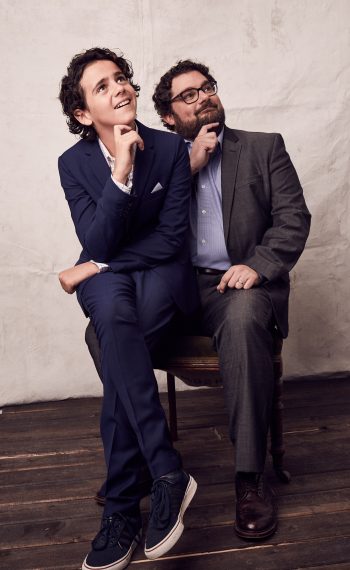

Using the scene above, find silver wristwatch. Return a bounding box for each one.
[90,260,110,273]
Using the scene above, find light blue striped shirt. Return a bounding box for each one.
[189,129,231,270]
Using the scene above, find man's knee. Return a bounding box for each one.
[221,289,272,338]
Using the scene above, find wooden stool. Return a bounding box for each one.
[85,322,290,483]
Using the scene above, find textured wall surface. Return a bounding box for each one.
[0,0,349,405]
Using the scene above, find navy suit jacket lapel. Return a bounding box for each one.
[80,139,110,196]
[133,122,155,196]
[221,126,242,243]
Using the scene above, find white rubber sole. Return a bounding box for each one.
[144,475,197,560]
[82,531,141,570]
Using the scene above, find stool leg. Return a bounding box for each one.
[270,370,291,483]
[167,373,178,442]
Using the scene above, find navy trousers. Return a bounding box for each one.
[77,269,181,516]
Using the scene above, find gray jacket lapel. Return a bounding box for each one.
[221,127,242,242]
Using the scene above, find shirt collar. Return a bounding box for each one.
[98,138,113,164]
[217,126,224,146]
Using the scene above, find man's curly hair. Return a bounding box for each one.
[152,60,216,131]
[59,47,140,141]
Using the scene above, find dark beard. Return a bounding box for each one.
[172,101,225,140]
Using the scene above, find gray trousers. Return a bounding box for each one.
[197,273,274,473]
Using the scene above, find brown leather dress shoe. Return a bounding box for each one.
[234,473,277,539]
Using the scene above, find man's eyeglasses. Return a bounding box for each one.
[170,81,218,105]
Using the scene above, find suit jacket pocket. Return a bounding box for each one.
[235,175,270,215]
[144,187,166,201]
[236,174,263,189]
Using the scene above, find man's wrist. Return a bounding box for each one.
[190,163,200,175]
[190,152,208,175]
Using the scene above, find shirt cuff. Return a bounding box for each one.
[111,174,132,194]
[90,260,110,273]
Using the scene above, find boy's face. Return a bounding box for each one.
[74,59,137,136]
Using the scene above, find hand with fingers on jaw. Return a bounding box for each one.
[217,264,261,293]
[112,124,144,184]
[190,122,219,174]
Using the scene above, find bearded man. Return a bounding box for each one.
[152,60,311,540]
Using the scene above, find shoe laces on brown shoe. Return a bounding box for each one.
[236,472,265,500]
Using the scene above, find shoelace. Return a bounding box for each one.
[149,479,171,530]
[239,475,264,499]
[92,514,126,551]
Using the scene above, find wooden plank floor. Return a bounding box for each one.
[1,376,350,570]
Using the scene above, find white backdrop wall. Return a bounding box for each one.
[0,0,349,405]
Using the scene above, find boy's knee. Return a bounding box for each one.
[93,299,137,331]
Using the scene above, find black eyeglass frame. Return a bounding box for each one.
[170,81,218,104]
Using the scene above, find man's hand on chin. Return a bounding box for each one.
[58,262,99,294]
[217,265,261,293]
[190,123,219,174]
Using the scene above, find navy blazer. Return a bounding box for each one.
[58,121,198,315]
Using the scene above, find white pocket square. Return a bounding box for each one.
[151,182,163,194]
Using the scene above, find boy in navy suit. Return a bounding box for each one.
[58,48,197,570]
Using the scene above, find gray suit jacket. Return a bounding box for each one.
[221,126,311,337]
